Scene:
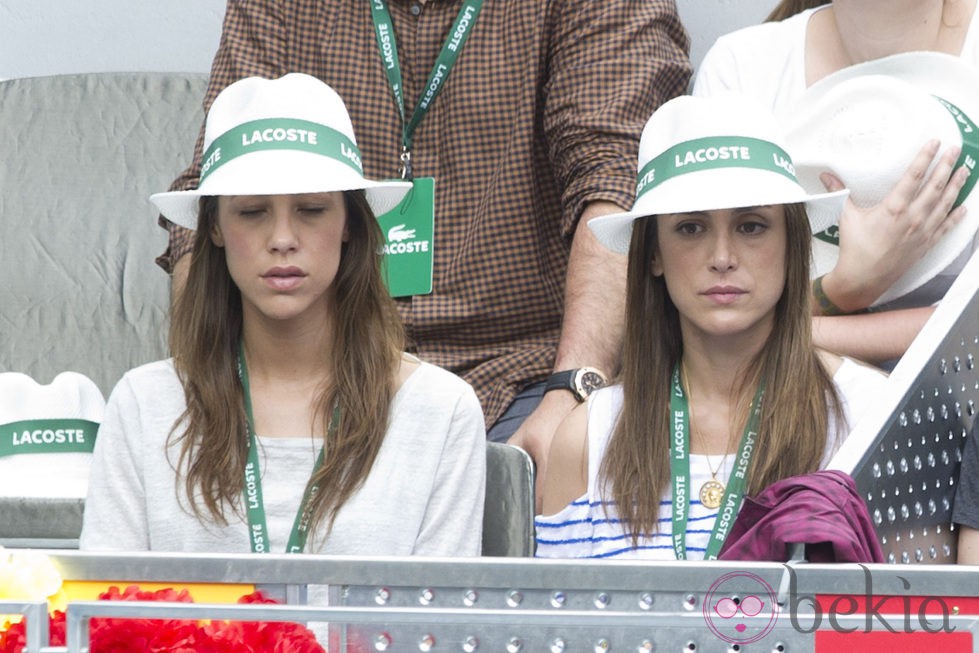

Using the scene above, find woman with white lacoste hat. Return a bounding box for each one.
[694,0,978,365]
[534,93,888,561]
[80,73,486,558]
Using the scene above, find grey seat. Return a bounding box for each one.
[0,72,207,395]
[482,442,535,557]
[0,496,83,548]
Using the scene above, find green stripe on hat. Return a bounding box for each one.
[199,118,364,184]
[635,136,799,201]
[0,419,98,457]
[934,97,979,209]
[816,98,979,248]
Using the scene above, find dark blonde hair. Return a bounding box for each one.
[168,191,404,538]
[598,203,843,544]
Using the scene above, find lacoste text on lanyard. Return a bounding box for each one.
[238,342,339,554]
[369,0,482,179]
[669,366,764,560]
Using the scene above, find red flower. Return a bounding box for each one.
[0,587,325,653]
[200,591,326,653]
[0,624,26,652]
[85,585,200,653]
[237,591,278,605]
[98,586,195,604]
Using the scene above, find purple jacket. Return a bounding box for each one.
[718,470,884,563]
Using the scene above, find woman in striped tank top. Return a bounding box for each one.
[535,93,887,560]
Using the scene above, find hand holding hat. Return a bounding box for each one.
[783,51,979,307]
[816,140,968,312]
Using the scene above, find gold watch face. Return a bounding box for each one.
[575,369,607,399]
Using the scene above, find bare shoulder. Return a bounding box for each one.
[540,402,590,517]
[815,348,844,377]
[816,349,888,380]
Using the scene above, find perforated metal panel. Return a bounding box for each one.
[333,581,808,652]
[42,553,979,653]
[858,345,976,564]
[836,252,979,565]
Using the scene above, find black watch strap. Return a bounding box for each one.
[544,367,608,402]
[544,370,577,394]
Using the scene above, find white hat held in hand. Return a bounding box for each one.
[589,93,848,255]
[151,73,412,230]
[0,372,105,499]
[783,51,979,306]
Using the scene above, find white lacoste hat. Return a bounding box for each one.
[0,372,105,499]
[151,73,412,230]
[589,93,848,255]
[782,51,979,306]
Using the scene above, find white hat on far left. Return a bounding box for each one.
[0,372,105,499]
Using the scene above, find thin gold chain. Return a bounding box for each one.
[680,361,736,480]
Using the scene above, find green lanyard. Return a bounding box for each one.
[368,0,483,179]
[668,365,764,560]
[237,342,338,554]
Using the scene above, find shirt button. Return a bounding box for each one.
[410,2,422,16]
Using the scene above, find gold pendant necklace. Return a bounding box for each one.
[698,444,727,509]
[699,476,726,509]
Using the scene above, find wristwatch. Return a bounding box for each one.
[544,367,608,402]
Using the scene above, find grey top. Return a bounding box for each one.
[80,359,486,556]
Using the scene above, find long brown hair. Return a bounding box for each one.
[168,190,404,539]
[766,0,825,22]
[599,203,843,544]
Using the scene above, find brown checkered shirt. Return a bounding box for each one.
[158,0,691,426]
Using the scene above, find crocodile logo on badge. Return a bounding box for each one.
[387,224,416,242]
